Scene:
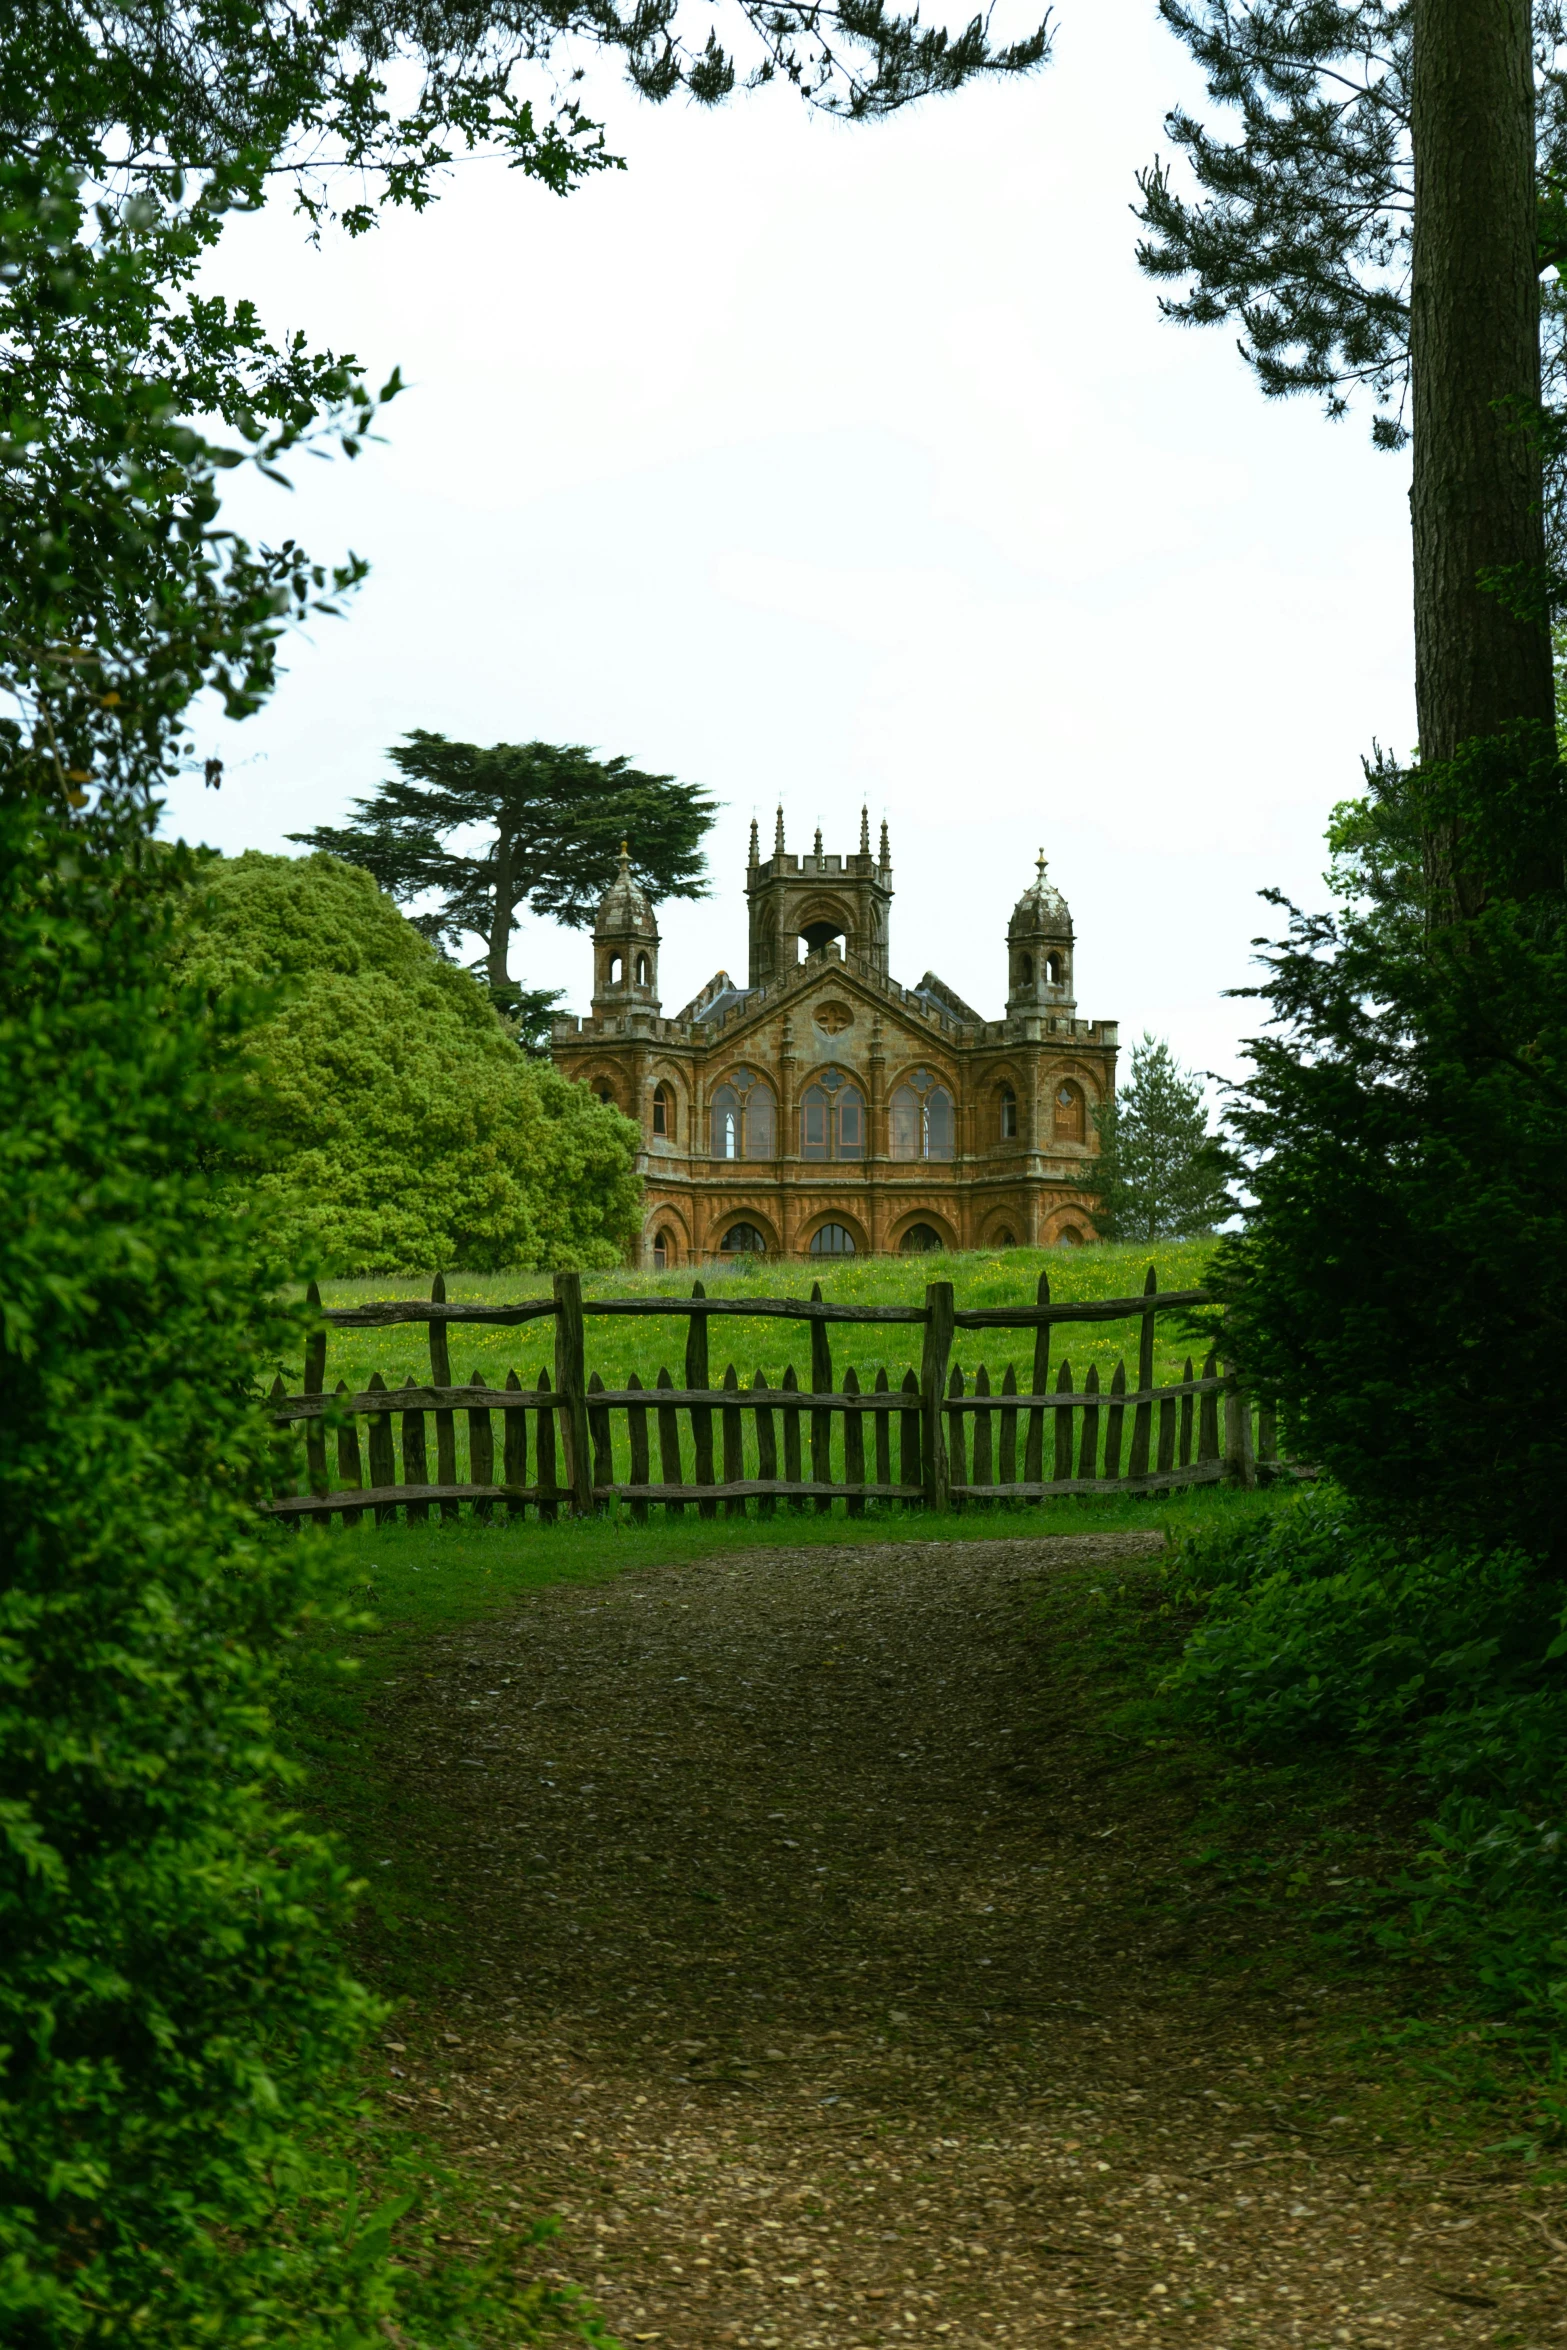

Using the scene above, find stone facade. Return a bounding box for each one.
[548,813,1118,1264]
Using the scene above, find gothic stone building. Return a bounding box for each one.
[548,813,1119,1265]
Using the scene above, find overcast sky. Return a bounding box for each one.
[159,0,1415,1083]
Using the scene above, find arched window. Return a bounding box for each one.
[709,1076,775,1165]
[635,952,649,986]
[653,1228,673,1269]
[889,1084,920,1161]
[1019,952,1034,987]
[799,1070,864,1160]
[889,1072,955,1162]
[1057,1223,1086,1246]
[595,1084,616,1108]
[711,1084,741,1161]
[722,1223,767,1255]
[924,1085,954,1161]
[993,1227,1018,1247]
[1054,1080,1086,1143]
[609,953,623,984]
[652,1081,674,1139]
[709,1071,775,1160]
[999,1083,1018,1139]
[899,1223,943,1254]
[744,1081,775,1160]
[1046,951,1063,986]
[810,1223,856,1256]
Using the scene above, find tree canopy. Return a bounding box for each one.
[176,850,644,1272]
[1134,0,1567,457]
[290,732,717,990]
[1090,1033,1232,1240]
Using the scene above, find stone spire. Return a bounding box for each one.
[774,804,786,855]
[879,816,890,868]
[859,804,871,855]
[748,814,760,866]
[813,825,823,858]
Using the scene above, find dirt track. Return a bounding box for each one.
[367,1535,1565,2346]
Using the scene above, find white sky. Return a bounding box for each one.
[158,0,1415,1083]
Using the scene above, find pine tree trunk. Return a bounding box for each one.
[1410,0,1552,875]
[486,830,515,985]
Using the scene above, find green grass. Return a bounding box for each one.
[291,1473,1280,1644]
[287,1238,1220,1398]
[272,1240,1231,1502]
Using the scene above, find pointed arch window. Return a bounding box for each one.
[710,1069,776,1161]
[1053,1080,1086,1143]
[652,1081,674,1139]
[889,1068,955,1162]
[999,1083,1018,1139]
[799,1067,865,1160]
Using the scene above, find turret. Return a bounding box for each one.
[591,842,660,1016]
[1006,850,1075,1016]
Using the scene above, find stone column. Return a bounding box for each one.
[777,1016,797,1255]
[866,1014,886,1251]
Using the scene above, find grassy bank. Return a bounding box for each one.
[282,1238,1221,1402]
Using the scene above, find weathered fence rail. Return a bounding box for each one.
[266,1267,1272,1523]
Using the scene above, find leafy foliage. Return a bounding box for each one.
[176,851,644,1273]
[0,88,618,2338]
[0,795,615,2344]
[1212,726,1567,1561]
[1089,1032,1231,1239]
[1166,1487,1567,2027]
[19,0,1050,245]
[289,731,717,983]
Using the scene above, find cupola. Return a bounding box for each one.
[592,842,660,1016]
[1006,850,1075,1016]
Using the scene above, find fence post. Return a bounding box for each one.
[303,1279,329,1501]
[1127,1263,1156,1480]
[429,1272,458,1521]
[921,1281,955,1511]
[1222,1360,1257,1490]
[553,1270,594,1516]
[686,1281,717,1519]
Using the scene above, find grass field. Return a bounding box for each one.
[287,1475,1280,1639]
[290,1238,1221,1400]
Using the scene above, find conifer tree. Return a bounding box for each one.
[1138,0,1560,891]
[289,732,717,995]
[1090,1034,1232,1239]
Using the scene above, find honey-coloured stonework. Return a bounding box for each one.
[549,810,1118,1264]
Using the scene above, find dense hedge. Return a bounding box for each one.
[0,798,605,2343]
[173,850,642,1274]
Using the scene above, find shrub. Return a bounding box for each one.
[0,797,603,2341]
[1167,1487,1567,2022]
[174,850,642,1274]
[1214,729,1567,1562]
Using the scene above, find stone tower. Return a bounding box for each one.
[1005,850,1075,1017]
[745,806,894,989]
[591,843,661,1017]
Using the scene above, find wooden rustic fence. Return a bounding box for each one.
[266,1268,1275,1523]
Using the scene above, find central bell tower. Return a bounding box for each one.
[745,806,893,989]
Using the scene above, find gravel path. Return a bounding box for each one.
[368,1535,1565,2347]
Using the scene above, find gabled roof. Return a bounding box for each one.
[674,970,750,1023]
[911,971,985,1025]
